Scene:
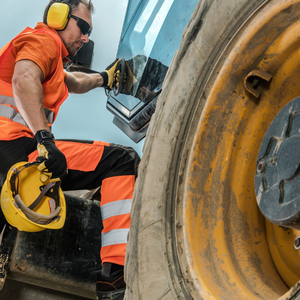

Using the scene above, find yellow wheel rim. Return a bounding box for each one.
[177,1,300,299]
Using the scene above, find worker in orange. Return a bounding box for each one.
[0,0,140,299]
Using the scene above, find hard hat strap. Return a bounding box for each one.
[14,194,62,225]
[28,182,56,210]
[10,161,40,196]
[10,162,62,211]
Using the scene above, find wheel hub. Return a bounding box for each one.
[277,136,300,179]
[255,96,300,229]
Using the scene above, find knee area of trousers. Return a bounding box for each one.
[123,147,140,178]
[111,143,140,164]
[118,146,140,178]
[124,147,140,165]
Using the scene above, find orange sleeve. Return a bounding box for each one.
[12,32,58,80]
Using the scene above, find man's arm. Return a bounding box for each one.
[12,59,67,181]
[65,71,104,94]
[12,59,49,134]
[65,58,128,94]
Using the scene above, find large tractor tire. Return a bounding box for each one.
[125,0,300,299]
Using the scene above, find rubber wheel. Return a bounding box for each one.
[124,0,300,299]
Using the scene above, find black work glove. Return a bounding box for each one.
[100,58,126,90]
[35,130,68,183]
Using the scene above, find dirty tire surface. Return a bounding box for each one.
[122,0,286,299]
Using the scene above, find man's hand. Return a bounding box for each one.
[100,58,125,90]
[35,130,68,183]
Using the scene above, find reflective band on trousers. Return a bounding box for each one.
[100,199,132,221]
[0,95,54,126]
[101,228,129,247]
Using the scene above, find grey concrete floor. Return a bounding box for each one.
[0,279,93,300]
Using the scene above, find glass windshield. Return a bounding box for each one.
[122,0,143,37]
[108,0,198,119]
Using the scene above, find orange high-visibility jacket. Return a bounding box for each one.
[0,24,69,140]
[0,23,106,172]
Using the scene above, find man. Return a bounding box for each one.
[0,0,140,299]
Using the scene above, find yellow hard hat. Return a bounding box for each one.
[0,161,66,232]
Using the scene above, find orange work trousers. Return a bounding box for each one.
[0,137,140,266]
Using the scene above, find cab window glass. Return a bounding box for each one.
[108,0,199,123]
[131,0,174,59]
[122,0,143,37]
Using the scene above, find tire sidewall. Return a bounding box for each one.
[125,0,270,299]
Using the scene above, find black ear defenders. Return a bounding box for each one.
[47,0,71,30]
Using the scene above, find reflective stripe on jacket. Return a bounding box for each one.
[0,95,55,128]
[0,26,68,140]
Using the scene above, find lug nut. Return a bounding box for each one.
[294,237,300,249]
[257,161,266,173]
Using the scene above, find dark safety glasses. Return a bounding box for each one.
[70,15,92,37]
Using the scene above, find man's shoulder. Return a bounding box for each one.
[13,25,59,52]
[31,23,60,43]
[14,23,60,46]
[33,22,57,35]
[12,24,61,79]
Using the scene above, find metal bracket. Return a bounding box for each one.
[244,69,272,98]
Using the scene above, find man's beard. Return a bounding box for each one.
[67,45,77,57]
[62,40,78,57]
